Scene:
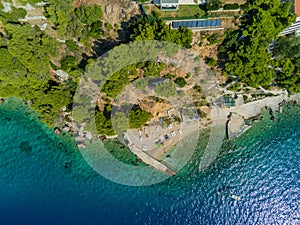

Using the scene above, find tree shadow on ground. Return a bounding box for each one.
[78,15,141,70]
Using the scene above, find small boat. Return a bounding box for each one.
[230,194,241,201]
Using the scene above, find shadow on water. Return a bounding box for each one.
[18,141,32,154]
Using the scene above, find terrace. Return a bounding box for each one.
[145,4,207,20]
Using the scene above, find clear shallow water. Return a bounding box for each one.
[0,99,299,225]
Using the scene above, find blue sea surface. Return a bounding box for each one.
[0,99,299,225]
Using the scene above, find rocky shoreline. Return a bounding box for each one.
[55,93,300,149]
[225,93,300,139]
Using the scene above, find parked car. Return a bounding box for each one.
[170,131,176,137]
[178,129,182,135]
[139,136,142,142]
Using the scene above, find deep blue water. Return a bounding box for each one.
[0,98,299,225]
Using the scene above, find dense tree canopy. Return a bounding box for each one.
[44,0,73,35]
[74,5,102,26]
[95,105,115,136]
[219,0,295,87]
[45,1,103,40]
[5,24,58,75]
[95,104,152,135]
[129,107,153,129]
[274,37,300,92]
[129,17,193,49]
[101,65,135,98]
[274,36,300,60]
[0,8,75,126]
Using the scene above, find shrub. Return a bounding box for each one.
[154,81,177,97]
[205,57,217,67]
[174,77,187,87]
[163,74,175,79]
[65,40,78,51]
[185,72,191,79]
[60,56,78,72]
[207,33,220,45]
[206,0,222,10]
[133,79,148,90]
[141,62,165,77]
[223,4,239,10]
[193,85,202,93]
[151,9,161,18]
[105,22,113,30]
[243,95,248,102]
[197,109,207,118]
[227,82,241,91]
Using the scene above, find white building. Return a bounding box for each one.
[159,0,179,10]
[279,0,300,36]
[279,17,300,36]
[154,0,206,10]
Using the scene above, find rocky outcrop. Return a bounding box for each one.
[226,112,251,139]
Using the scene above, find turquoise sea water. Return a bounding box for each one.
[0,98,299,225]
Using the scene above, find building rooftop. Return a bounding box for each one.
[172,19,221,29]
[224,97,236,107]
[295,0,300,16]
[216,96,236,108]
[160,0,179,4]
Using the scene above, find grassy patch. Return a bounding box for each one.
[147,5,206,19]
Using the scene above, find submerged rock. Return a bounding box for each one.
[64,162,72,169]
[19,141,32,154]
[0,98,4,104]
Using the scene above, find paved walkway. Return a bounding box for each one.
[212,93,289,120]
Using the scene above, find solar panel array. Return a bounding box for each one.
[172,20,221,29]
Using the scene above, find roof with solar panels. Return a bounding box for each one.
[170,19,222,29]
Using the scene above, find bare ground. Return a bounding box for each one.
[74,0,140,27]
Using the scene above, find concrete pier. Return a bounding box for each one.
[129,144,176,176]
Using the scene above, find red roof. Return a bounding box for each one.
[295,0,300,16]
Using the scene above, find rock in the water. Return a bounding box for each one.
[64,162,72,169]
[19,141,32,154]
[0,98,4,104]
[54,127,61,135]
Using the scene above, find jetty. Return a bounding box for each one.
[128,142,176,176]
